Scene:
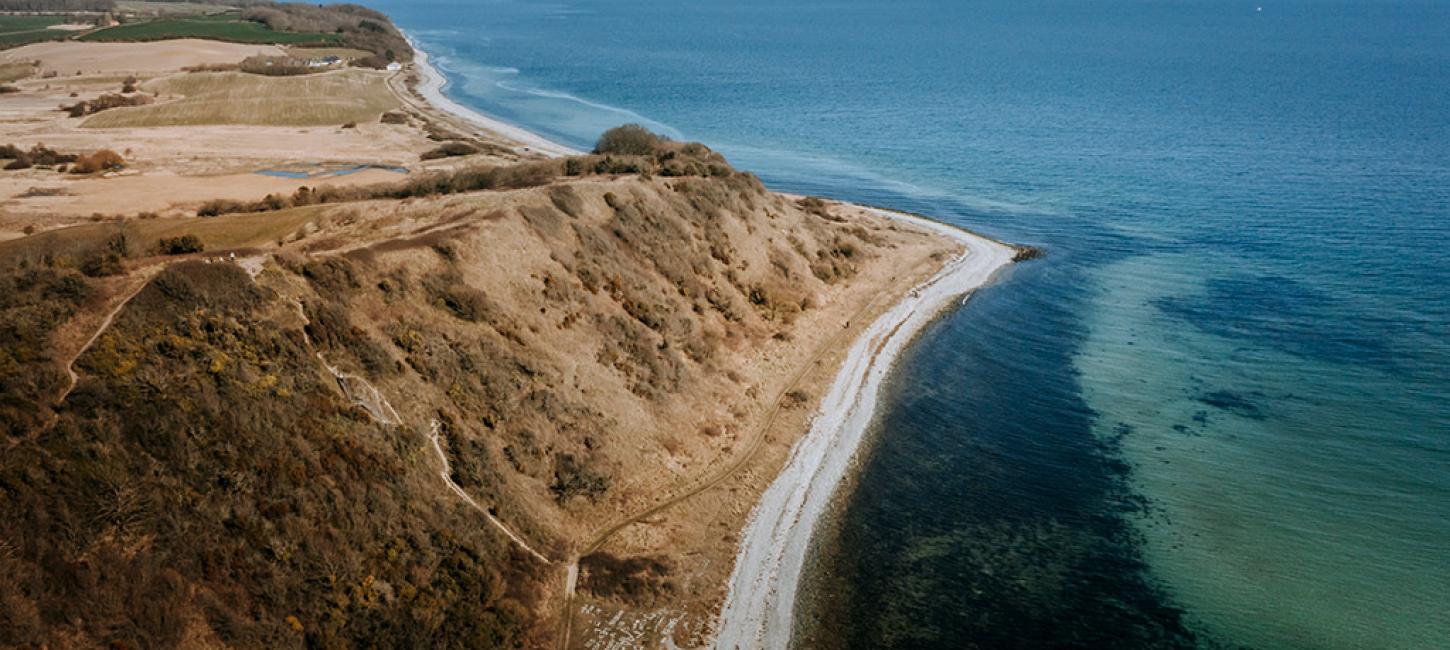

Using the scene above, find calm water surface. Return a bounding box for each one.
[366,1,1450,647]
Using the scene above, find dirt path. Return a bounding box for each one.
[554,246,912,648]
[296,299,551,565]
[427,419,552,564]
[55,268,159,405]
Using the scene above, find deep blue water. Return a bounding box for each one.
[365,1,1450,647]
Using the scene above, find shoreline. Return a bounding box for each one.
[714,211,1014,649]
[402,34,1016,648]
[405,37,581,158]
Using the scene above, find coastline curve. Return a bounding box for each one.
[713,210,1014,649]
[406,36,582,158]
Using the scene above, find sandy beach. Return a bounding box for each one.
[407,39,581,158]
[714,211,1014,649]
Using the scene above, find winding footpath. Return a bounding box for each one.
[56,271,157,405]
[426,418,552,564]
[713,210,1013,649]
[296,300,552,565]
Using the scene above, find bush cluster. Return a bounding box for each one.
[419,141,480,160]
[2,143,74,170]
[1,144,125,174]
[241,2,412,66]
[158,234,203,255]
[238,55,317,77]
[0,261,536,647]
[593,123,663,156]
[60,92,151,118]
[190,126,735,218]
[198,160,560,216]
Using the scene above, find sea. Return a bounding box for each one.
[365,1,1450,647]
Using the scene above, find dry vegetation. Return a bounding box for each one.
[240,1,412,67]
[0,61,34,83]
[190,127,743,218]
[62,92,154,117]
[0,127,955,645]
[0,261,538,648]
[80,68,398,127]
[1,143,124,173]
[237,54,322,76]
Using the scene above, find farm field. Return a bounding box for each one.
[0,15,74,48]
[79,14,337,46]
[82,69,400,127]
[1,39,283,74]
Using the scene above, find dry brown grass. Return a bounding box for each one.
[81,69,399,128]
[0,205,324,265]
[283,46,373,60]
[0,61,34,83]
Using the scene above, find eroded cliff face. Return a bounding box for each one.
[0,170,952,647]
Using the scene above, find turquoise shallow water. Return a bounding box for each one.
[365,1,1450,646]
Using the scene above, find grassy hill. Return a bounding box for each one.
[0,15,77,48]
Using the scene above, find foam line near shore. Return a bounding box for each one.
[407,38,581,158]
[714,211,1014,649]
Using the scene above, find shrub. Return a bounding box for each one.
[159,234,204,255]
[420,141,479,160]
[550,453,609,502]
[70,149,124,174]
[27,144,76,166]
[578,552,676,605]
[1,144,79,171]
[594,123,665,155]
[80,251,124,277]
[379,110,408,124]
[196,199,245,217]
